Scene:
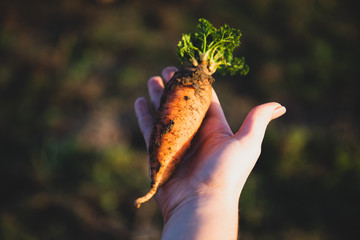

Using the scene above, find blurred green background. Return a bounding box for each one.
[0,0,359,239]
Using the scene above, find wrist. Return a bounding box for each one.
[161,191,239,240]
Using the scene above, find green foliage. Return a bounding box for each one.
[177,18,249,75]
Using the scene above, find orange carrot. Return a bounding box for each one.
[135,65,213,208]
[135,19,248,208]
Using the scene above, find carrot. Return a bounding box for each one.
[135,19,249,208]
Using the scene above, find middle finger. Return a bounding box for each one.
[148,76,165,111]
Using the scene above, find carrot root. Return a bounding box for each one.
[134,184,159,208]
[135,66,214,208]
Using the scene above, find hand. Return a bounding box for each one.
[134,66,286,239]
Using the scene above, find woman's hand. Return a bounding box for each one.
[134,66,286,239]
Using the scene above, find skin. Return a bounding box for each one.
[134,66,286,240]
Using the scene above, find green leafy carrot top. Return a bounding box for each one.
[177,18,249,75]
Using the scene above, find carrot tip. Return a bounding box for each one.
[134,197,145,208]
[134,184,159,208]
[135,201,141,208]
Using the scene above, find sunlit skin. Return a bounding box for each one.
[134,66,286,240]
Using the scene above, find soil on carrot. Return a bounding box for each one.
[161,65,215,104]
[148,65,214,174]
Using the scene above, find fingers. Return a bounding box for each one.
[148,76,164,110]
[162,66,178,83]
[137,66,179,148]
[235,102,286,146]
[148,66,178,110]
[134,97,154,149]
[271,105,287,120]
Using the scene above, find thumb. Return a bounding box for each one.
[234,102,286,146]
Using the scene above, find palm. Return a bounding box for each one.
[155,94,258,217]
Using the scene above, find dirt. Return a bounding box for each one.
[147,65,214,187]
[158,65,213,107]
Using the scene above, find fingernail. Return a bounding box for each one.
[271,105,286,120]
[162,66,178,81]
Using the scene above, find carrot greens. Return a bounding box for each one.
[177,18,249,75]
